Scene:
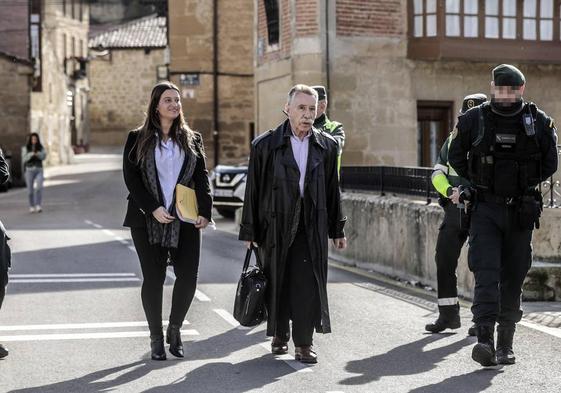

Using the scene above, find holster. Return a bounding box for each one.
[517,192,543,230]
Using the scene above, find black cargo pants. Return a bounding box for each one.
[435,202,470,306]
[468,201,533,327]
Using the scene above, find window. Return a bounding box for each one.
[263,0,280,46]
[463,0,479,37]
[503,0,517,39]
[524,0,538,39]
[417,102,453,167]
[446,0,460,36]
[485,0,499,38]
[414,0,437,37]
[540,0,554,40]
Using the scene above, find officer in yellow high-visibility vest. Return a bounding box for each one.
[312,86,345,173]
[426,93,487,337]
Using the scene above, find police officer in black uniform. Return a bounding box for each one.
[426,93,487,336]
[449,64,558,367]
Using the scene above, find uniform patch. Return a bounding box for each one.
[467,99,475,109]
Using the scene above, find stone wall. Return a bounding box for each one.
[0,55,33,181]
[331,192,561,300]
[89,49,165,145]
[169,0,254,167]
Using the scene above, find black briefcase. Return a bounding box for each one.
[233,245,267,327]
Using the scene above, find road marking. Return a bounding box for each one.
[10,278,140,283]
[0,329,199,342]
[10,273,137,278]
[213,308,251,330]
[520,319,561,339]
[165,269,212,302]
[0,320,189,332]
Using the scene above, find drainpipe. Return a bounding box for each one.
[213,0,220,167]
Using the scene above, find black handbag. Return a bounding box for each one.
[233,245,268,327]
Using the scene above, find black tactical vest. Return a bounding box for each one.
[468,102,542,197]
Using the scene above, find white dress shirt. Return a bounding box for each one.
[290,130,311,197]
[155,138,185,210]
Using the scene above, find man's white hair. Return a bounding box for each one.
[287,84,318,104]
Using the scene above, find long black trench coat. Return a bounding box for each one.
[239,120,346,336]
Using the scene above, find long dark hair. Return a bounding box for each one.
[26,132,43,152]
[132,81,198,165]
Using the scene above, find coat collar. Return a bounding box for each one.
[272,119,327,150]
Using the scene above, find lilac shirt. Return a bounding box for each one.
[155,138,185,210]
[290,130,311,197]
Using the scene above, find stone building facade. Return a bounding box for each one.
[255,0,561,167]
[0,52,33,181]
[168,0,254,166]
[0,0,90,178]
[88,15,167,145]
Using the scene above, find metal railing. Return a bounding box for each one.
[340,166,438,204]
[341,161,561,209]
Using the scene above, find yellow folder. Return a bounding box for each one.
[175,184,198,224]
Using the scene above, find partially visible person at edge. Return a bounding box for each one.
[426,93,487,337]
[239,84,347,364]
[449,64,558,367]
[0,149,11,359]
[123,81,213,361]
[312,85,345,174]
[22,132,46,213]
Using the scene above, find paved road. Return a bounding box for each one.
[0,152,560,393]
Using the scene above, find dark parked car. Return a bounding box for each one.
[210,163,248,218]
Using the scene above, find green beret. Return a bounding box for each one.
[492,64,525,87]
[461,93,487,113]
[311,85,327,101]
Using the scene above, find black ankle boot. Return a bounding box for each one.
[166,324,184,358]
[496,326,516,365]
[472,325,497,367]
[150,335,166,361]
[425,304,461,333]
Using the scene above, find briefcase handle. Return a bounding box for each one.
[242,245,263,272]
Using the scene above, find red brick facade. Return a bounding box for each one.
[336,0,404,37]
[295,0,318,37]
[257,0,292,65]
[0,2,29,59]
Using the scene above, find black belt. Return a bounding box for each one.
[478,191,518,205]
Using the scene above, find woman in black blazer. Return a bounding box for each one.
[123,81,212,360]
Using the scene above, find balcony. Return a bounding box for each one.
[407,0,561,64]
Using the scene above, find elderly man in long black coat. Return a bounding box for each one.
[239,84,347,364]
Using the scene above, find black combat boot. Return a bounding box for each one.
[467,324,477,337]
[166,324,184,358]
[425,304,461,333]
[496,325,516,365]
[472,325,497,367]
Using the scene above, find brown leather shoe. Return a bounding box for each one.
[271,337,288,355]
[295,346,317,364]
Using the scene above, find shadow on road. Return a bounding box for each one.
[8,359,174,393]
[340,334,472,385]
[143,354,294,393]
[7,328,293,393]
[408,368,503,393]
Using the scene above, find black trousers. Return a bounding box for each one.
[468,201,532,327]
[435,203,469,306]
[275,217,320,347]
[131,223,201,336]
